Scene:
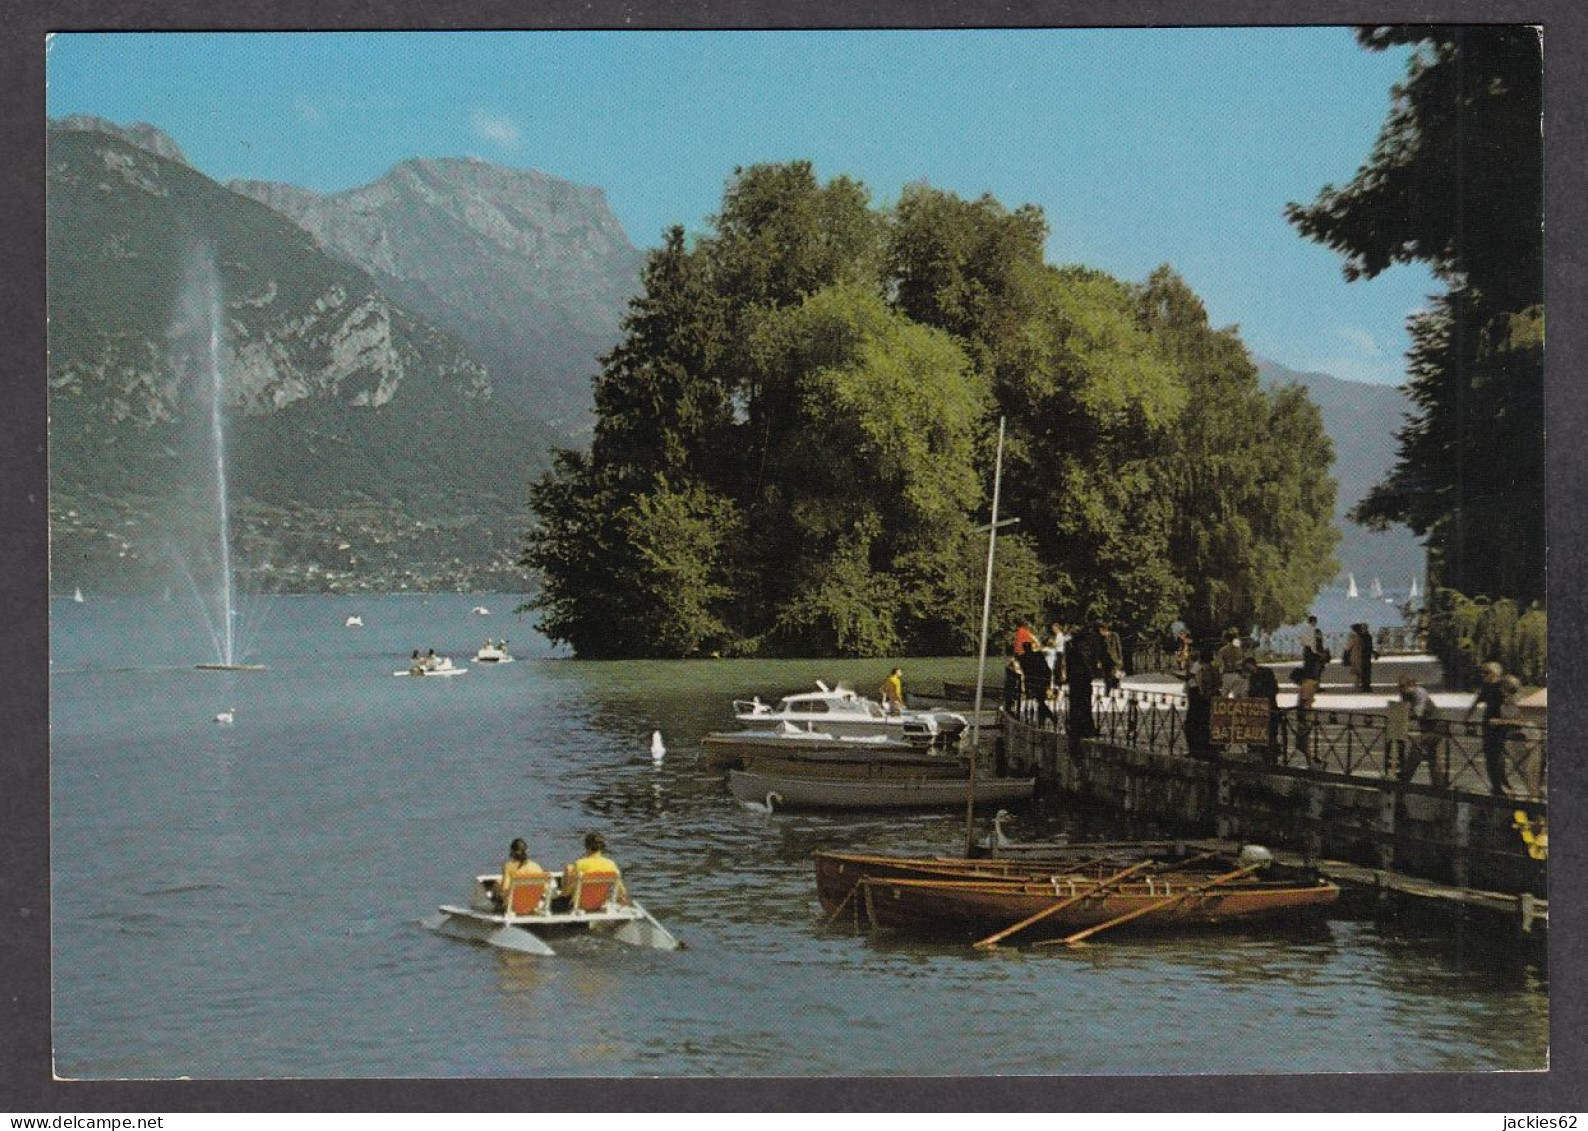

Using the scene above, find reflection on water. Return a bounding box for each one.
[50,595,1548,1078]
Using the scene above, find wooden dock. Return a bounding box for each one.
[1186,838,1548,934]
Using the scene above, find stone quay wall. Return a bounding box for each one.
[1001,714,1546,898]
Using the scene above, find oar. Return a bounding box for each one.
[1036,862,1267,948]
[971,851,1220,951]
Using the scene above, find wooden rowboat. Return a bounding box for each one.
[849,872,1338,937]
[814,845,1338,941]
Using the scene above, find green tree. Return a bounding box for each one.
[740,284,990,655]
[1287,26,1542,603]
[590,226,731,484]
[1137,267,1339,637]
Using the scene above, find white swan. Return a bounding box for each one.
[990,809,1013,849]
[650,730,666,765]
[742,791,783,814]
[215,709,235,726]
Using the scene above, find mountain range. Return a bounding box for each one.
[47,122,578,593]
[230,159,644,434]
[1254,356,1425,587]
[47,115,1423,598]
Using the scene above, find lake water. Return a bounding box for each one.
[50,594,1545,1078]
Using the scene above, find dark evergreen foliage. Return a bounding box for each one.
[1287,26,1544,605]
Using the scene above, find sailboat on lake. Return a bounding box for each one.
[1346,573,1359,599]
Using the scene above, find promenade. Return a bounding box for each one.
[992,656,1548,929]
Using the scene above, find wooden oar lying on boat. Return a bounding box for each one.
[971,851,1220,951]
[1034,862,1267,948]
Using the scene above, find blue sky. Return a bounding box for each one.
[46,28,1436,385]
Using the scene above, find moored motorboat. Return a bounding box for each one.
[728,767,1035,810]
[730,683,967,749]
[422,870,681,956]
[701,724,961,771]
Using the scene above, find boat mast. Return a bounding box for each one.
[965,417,1008,857]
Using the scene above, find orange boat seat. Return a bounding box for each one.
[504,871,553,916]
[568,870,621,913]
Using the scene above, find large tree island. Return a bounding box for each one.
[523,163,1339,658]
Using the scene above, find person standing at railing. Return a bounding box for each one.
[1186,645,1220,759]
[1002,647,1024,714]
[1301,615,1328,681]
[1292,668,1320,766]
[1465,661,1513,795]
[1396,674,1446,787]
[1066,630,1096,756]
[1344,623,1375,692]
[1243,657,1281,764]
[1215,628,1245,696]
[1097,621,1124,694]
[1019,640,1055,727]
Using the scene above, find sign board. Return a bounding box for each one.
[1384,701,1409,743]
[1210,697,1272,745]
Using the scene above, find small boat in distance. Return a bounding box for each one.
[1346,573,1360,599]
[1409,575,1421,600]
[345,615,364,628]
[72,587,85,603]
[395,657,466,677]
[474,640,513,664]
[472,605,491,616]
[423,870,681,956]
[1370,577,1384,599]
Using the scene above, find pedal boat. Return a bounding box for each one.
[395,657,466,677]
[423,869,682,956]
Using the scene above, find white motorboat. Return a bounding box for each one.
[474,641,514,664]
[395,657,466,677]
[731,683,966,749]
[423,871,681,956]
[702,724,963,771]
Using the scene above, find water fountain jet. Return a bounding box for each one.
[185,246,265,672]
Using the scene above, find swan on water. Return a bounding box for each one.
[990,809,1013,849]
[215,709,235,726]
[650,731,666,765]
[742,791,783,814]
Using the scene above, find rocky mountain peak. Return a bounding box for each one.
[50,114,191,166]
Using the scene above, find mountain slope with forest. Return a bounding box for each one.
[1254,355,1425,586]
[47,125,558,594]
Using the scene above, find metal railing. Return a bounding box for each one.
[1005,687,1547,801]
